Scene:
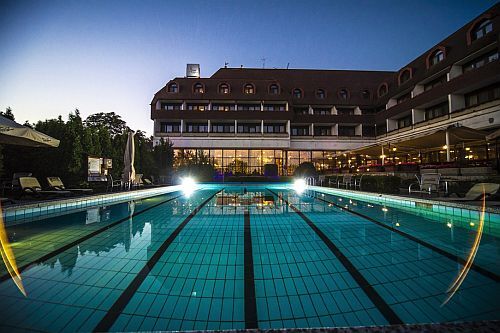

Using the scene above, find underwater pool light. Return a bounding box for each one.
[181,177,197,197]
[293,178,307,195]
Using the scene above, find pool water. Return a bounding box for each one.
[0,184,498,332]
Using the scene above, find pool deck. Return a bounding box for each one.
[204,320,500,332]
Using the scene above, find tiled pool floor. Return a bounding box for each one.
[0,185,498,332]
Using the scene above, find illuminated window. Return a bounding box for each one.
[293,88,302,98]
[193,83,204,93]
[316,89,325,99]
[472,19,493,41]
[167,82,178,93]
[338,89,349,100]
[218,83,230,94]
[269,84,279,94]
[244,83,255,94]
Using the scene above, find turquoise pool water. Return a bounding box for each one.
[0,184,498,331]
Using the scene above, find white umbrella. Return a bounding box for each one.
[0,115,60,147]
[122,131,136,189]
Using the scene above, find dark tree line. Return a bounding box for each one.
[0,109,174,187]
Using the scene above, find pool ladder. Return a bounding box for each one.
[305,177,316,186]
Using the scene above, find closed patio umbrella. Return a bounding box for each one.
[122,131,136,189]
[0,115,59,148]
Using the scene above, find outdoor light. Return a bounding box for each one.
[447,222,452,228]
[293,178,307,195]
[443,145,448,150]
[392,147,397,151]
[181,177,197,197]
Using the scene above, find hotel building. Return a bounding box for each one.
[151,4,500,176]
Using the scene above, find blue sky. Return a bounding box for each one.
[0,0,497,135]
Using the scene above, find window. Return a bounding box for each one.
[212,104,235,111]
[237,123,261,133]
[472,19,493,41]
[316,89,325,99]
[314,126,332,136]
[362,90,370,99]
[237,104,260,111]
[465,83,500,108]
[294,107,309,115]
[193,83,204,93]
[336,107,354,115]
[425,102,448,121]
[429,49,445,66]
[161,103,181,111]
[397,115,412,129]
[376,123,387,136]
[293,88,303,98]
[338,89,349,100]
[167,82,178,93]
[185,123,208,133]
[263,123,286,133]
[363,125,376,137]
[291,126,310,136]
[161,122,181,133]
[211,123,234,133]
[396,92,411,104]
[269,84,280,94]
[218,83,230,94]
[398,68,412,85]
[313,108,330,115]
[263,104,286,111]
[378,83,388,97]
[338,125,355,136]
[244,83,255,94]
[187,104,208,111]
[424,75,447,91]
[463,50,499,72]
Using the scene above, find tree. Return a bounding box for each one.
[0,107,15,121]
[84,112,129,137]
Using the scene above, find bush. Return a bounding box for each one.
[361,175,401,194]
[293,162,318,178]
[264,164,278,177]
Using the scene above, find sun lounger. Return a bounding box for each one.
[19,177,71,198]
[443,183,499,201]
[47,177,93,194]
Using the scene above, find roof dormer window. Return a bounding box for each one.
[167,82,178,93]
[316,89,325,99]
[472,19,493,41]
[218,83,230,94]
[244,83,255,94]
[293,88,303,98]
[269,84,280,95]
[193,82,204,93]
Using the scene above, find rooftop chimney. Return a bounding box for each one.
[186,64,200,78]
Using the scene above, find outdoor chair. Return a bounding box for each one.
[327,176,338,187]
[338,174,354,189]
[444,183,499,202]
[408,173,443,195]
[134,174,144,188]
[353,174,363,190]
[106,174,123,192]
[2,172,32,195]
[47,177,93,194]
[19,177,71,198]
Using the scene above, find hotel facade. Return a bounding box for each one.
[151,4,500,176]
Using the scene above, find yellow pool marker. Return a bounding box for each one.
[442,188,485,306]
[0,202,27,296]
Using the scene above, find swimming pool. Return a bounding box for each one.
[0,184,498,331]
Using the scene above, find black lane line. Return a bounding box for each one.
[267,189,403,325]
[309,190,500,283]
[0,191,185,284]
[243,209,258,329]
[93,189,222,332]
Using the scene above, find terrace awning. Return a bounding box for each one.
[486,127,500,141]
[0,115,60,148]
[347,126,487,156]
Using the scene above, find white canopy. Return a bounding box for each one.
[0,115,60,147]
